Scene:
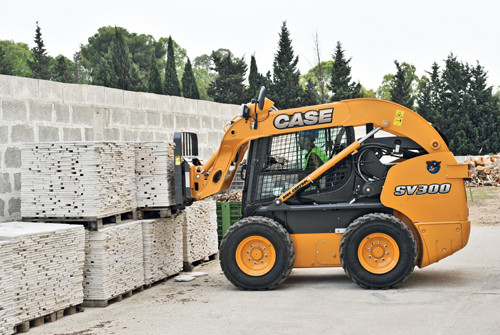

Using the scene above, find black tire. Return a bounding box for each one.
[219,216,295,290]
[339,213,417,289]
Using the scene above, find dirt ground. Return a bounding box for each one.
[28,187,500,335]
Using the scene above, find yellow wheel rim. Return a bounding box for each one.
[358,233,400,274]
[235,236,276,276]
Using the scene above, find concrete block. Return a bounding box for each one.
[29,101,53,121]
[141,92,160,111]
[8,197,20,215]
[12,125,34,143]
[0,74,13,97]
[85,85,105,105]
[131,111,146,126]
[221,103,237,120]
[105,87,123,107]
[198,99,219,118]
[0,173,11,194]
[124,91,142,109]
[14,173,21,191]
[0,199,4,217]
[62,83,85,103]
[139,131,154,141]
[38,126,59,142]
[213,118,224,130]
[201,116,213,130]
[104,128,120,141]
[183,99,197,115]
[162,113,174,128]
[201,147,213,160]
[5,147,21,168]
[54,103,70,123]
[39,80,62,102]
[0,125,8,143]
[72,105,93,125]
[93,106,111,128]
[112,108,129,125]
[122,130,138,141]
[2,100,27,121]
[158,95,171,112]
[154,132,170,141]
[197,132,208,145]
[147,112,160,126]
[208,131,220,146]
[175,115,188,130]
[188,116,200,129]
[63,128,82,141]
[13,76,38,99]
[84,128,94,141]
[170,95,186,114]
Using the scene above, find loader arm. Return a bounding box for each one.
[190,98,450,201]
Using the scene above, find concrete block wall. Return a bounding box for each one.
[0,74,238,222]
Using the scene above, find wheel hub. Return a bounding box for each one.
[236,236,276,276]
[358,233,400,274]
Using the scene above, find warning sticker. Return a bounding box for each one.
[394,110,404,126]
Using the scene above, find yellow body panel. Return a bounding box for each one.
[290,233,342,268]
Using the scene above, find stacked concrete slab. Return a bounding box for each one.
[135,142,175,207]
[83,220,144,301]
[141,215,183,285]
[0,240,15,335]
[0,222,84,331]
[21,142,136,219]
[181,200,218,263]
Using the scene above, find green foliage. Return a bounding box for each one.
[376,73,393,100]
[0,40,32,77]
[300,60,334,103]
[270,21,304,109]
[0,43,14,75]
[164,36,181,96]
[159,37,187,80]
[389,61,417,109]
[361,86,376,98]
[301,78,319,106]
[28,22,51,80]
[181,58,200,99]
[147,50,163,94]
[328,42,361,101]
[248,55,267,101]
[92,52,114,87]
[109,28,132,90]
[207,50,247,104]
[417,55,500,155]
[52,55,74,83]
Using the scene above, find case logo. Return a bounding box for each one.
[394,183,451,196]
[273,108,333,130]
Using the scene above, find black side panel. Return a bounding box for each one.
[173,132,198,208]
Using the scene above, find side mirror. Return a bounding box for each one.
[258,86,266,110]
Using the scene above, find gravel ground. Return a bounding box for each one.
[27,188,500,335]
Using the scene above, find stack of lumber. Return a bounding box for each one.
[0,222,84,330]
[21,142,136,219]
[215,190,242,202]
[135,142,175,207]
[465,155,500,187]
[83,221,144,301]
[181,200,218,263]
[141,215,183,285]
[0,240,15,335]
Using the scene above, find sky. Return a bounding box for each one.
[1,0,499,91]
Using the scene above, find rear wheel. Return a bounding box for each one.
[219,216,295,290]
[340,213,417,289]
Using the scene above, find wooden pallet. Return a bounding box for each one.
[22,209,137,230]
[183,253,218,272]
[137,207,173,220]
[13,304,83,334]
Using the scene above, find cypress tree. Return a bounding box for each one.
[328,41,361,101]
[147,50,163,94]
[53,55,74,83]
[389,60,415,109]
[248,55,265,100]
[417,62,441,125]
[301,78,319,106]
[164,36,181,96]
[110,27,132,90]
[207,50,247,104]
[271,21,303,109]
[181,58,200,99]
[28,22,51,80]
[0,43,14,75]
[92,52,115,87]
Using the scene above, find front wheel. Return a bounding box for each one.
[340,213,417,289]
[219,216,295,290]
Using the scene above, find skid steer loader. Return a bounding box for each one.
[173,87,470,289]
